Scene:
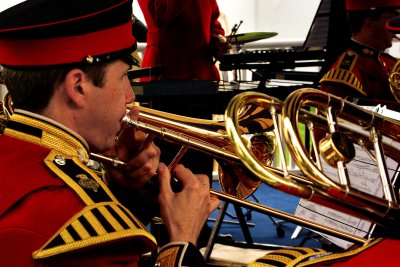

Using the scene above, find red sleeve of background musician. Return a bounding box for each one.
[210,0,225,38]
[145,0,192,26]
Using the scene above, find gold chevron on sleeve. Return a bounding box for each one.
[33,202,157,259]
[320,68,366,96]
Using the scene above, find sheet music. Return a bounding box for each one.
[361,104,400,121]
[294,106,400,249]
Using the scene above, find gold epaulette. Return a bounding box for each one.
[247,238,382,267]
[33,150,157,258]
[320,52,366,96]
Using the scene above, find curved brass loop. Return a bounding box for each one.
[389,59,400,103]
[281,88,400,224]
[225,91,313,199]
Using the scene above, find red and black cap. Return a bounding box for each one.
[346,0,400,11]
[0,0,136,67]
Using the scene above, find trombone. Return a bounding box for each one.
[118,89,400,243]
[92,96,391,244]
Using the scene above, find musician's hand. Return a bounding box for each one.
[157,163,220,244]
[102,107,160,189]
[213,39,232,59]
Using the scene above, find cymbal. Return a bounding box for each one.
[227,32,278,44]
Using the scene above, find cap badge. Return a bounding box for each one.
[85,56,94,64]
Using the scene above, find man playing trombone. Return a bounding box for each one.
[0,0,219,266]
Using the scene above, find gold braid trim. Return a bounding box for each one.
[3,112,89,162]
[154,242,203,267]
[247,239,382,267]
[248,247,327,267]
[156,246,180,267]
[296,238,382,267]
[320,51,366,96]
[33,202,157,259]
[320,69,366,96]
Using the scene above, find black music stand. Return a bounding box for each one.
[203,201,254,262]
[203,192,287,263]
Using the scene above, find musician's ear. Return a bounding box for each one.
[63,69,87,108]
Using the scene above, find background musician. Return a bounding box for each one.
[0,0,219,266]
[319,0,400,111]
[137,0,231,82]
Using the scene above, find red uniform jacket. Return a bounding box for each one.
[0,112,156,266]
[138,0,225,81]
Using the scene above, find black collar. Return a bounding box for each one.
[349,40,381,59]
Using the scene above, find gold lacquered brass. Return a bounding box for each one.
[123,103,368,244]
[122,104,275,199]
[389,59,400,102]
[281,88,400,224]
[319,131,355,167]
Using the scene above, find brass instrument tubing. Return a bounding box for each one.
[122,112,239,163]
[90,152,126,167]
[135,134,155,156]
[357,140,377,164]
[282,88,400,222]
[89,153,367,243]
[307,121,323,170]
[168,146,189,171]
[326,106,350,186]
[271,105,289,176]
[210,189,367,244]
[370,127,397,204]
[87,98,377,243]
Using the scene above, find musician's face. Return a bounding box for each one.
[80,60,134,152]
[370,12,397,50]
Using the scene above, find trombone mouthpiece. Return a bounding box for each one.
[121,111,137,129]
